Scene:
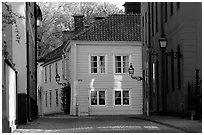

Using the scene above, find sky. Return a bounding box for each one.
[111,1,126,9]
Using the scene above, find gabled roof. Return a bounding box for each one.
[72,14,141,41]
[38,43,66,63]
[38,14,141,64]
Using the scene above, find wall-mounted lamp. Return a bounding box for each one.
[146,46,158,56]
[159,36,168,52]
[159,36,182,59]
[128,63,143,81]
[36,4,42,27]
[55,73,67,87]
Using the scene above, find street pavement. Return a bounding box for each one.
[14,113,202,133]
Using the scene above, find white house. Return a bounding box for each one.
[37,44,67,115]
[64,14,143,116]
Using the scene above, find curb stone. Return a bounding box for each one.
[131,117,195,133]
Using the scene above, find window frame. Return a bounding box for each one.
[114,55,131,74]
[50,90,52,107]
[56,89,59,107]
[165,2,168,22]
[113,89,131,106]
[89,55,107,74]
[49,65,51,82]
[170,2,173,16]
[45,91,48,107]
[89,89,107,106]
[44,66,47,83]
[55,62,58,75]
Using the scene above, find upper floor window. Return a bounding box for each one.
[90,55,106,74]
[165,2,168,22]
[156,2,158,32]
[90,90,106,106]
[55,62,58,75]
[151,2,154,36]
[170,2,173,16]
[45,91,48,107]
[115,55,129,74]
[49,65,51,82]
[177,2,180,9]
[45,66,47,83]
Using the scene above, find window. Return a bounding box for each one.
[90,55,105,74]
[145,12,147,44]
[151,2,154,36]
[49,65,51,82]
[170,2,173,16]
[115,90,130,105]
[156,2,158,32]
[56,89,58,107]
[62,60,65,79]
[165,2,168,22]
[50,90,52,107]
[177,2,180,9]
[115,55,129,74]
[55,62,58,75]
[45,91,48,107]
[45,67,47,83]
[90,90,106,106]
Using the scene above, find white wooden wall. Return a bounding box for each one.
[73,43,143,115]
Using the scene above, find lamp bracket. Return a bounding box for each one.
[173,52,183,59]
[147,46,158,56]
[130,75,143,81]
[57,82,67,87]
[164,51,183,59]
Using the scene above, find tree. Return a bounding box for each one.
[2,2,24,43]
[37,2,123,58]
[61,84,71,114]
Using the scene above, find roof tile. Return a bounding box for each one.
[73,14,141,41]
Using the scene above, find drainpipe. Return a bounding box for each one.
[147,2,151,116]
[160,2,166,113]
[26,2,31,122]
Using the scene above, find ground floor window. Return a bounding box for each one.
[56,89,58,107]
[45,91,48,107]
[90,90,106,106]
[114,90,130,106]
[50,90,52,107]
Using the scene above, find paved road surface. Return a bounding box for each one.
[14,115,186,133]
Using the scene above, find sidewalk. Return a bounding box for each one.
[132,115,202,133]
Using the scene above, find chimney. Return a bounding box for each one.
[72,14,84,34]
[123,2,141,14]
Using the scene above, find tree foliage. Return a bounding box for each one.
[61,84,71,114]
[37,2,123,58]
[2,2,24,43]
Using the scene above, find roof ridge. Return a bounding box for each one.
[38,43,66,62]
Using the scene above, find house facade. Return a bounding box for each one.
[2,2,42,132]
[38,45,66,115]
[64,14,143,116]
[141,2,202,116]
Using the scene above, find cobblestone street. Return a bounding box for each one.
[14,114,191,133]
